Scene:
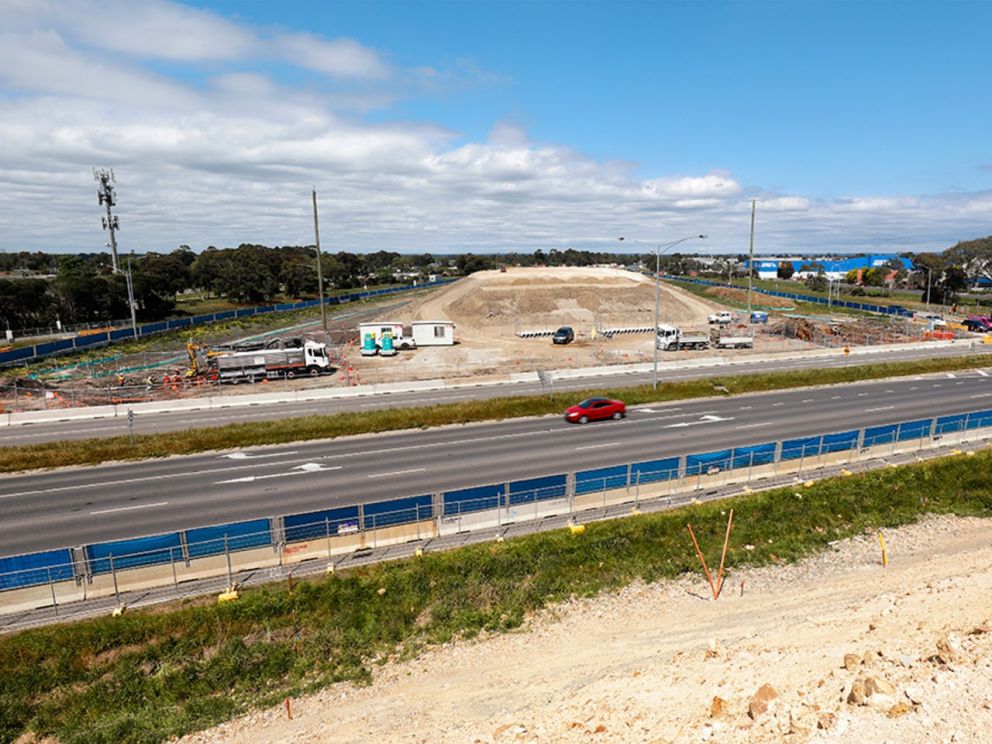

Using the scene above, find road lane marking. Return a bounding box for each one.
[978,370,989,377]
[574,442,621,451]
[970,393,992,399]
[222,451,299,460]
[90,501,168,515]
[736,422,774,430]
[217,464,342,484]
[865,406,895,412]
[947,373,956,378]
[801,399,813,403]
[830,395,841,400]
[367,468,426,478]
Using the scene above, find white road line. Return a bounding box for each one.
[367,468,426,478]
[865,406,895,412]
[909,387,919,391]
[946,372,957,378]
[970,393,992,399]
[771,402,784,407]
[736,422,774,430]
[857,393,868,397]
[978,370,989,377]
[574,442,621,451]
[90,501,168,515]
[830,395,841,400]
[739,406,753,410]
[801,399,813,403]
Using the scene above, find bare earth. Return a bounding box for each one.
[182,514,992,744]
[348,267,807,383]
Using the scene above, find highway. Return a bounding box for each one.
[1,367,991,556]
[3,342,991,446]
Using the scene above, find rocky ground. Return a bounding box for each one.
[180,513,992,744]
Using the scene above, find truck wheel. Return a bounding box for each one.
[286,371,295,379]
[308,366,319,377]
[579,415,589,424]
[400,342,410,350]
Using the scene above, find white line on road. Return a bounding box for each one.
[90,501,168,515]
[367,468,426,478]
[574,442,621,451]
[865,406,895,412]
[801,399,813,403]
[947,373,957,378]
[736,422,774,430]
[978,370,989,377]
[970,393,992,399]
[217,465,342,484]
[222,451,299,460]
[739,406,752,410]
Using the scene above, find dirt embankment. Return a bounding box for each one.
[181,514,992,744]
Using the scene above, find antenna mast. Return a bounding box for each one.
[94,168,121,273]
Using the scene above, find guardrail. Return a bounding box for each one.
[3,407,991,617]
[0,280,457,368]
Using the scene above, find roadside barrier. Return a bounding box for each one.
[3,408,992,616]
[515,329,555,338]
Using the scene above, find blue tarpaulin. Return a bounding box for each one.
[0,548,74,590]
[363,494,433,528]
[284,506,360,542]
[685,449,733,476]
[508,475,567,505]
[186,519,272,558]
[574,465,628,495]
[821,430,859,453]
[732,443,776,469]
[443,484,504,516]
[966,409,992,429]
[630,457,680,484]
[897,419,933,441]
[863,424,897,447]
[86,533,182,574]
[934,414,966,436]
[780,435,822,460]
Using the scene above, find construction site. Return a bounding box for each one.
[0,266,970,412]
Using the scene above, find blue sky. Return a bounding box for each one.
[0,0,989,254]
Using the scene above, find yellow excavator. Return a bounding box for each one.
[185,339,206,377]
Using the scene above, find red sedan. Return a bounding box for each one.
[564,397,627,424]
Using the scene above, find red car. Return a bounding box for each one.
[565,397,627,424]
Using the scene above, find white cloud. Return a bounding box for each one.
[0,2,987,256]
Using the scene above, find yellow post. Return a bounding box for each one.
[878,532,888,567]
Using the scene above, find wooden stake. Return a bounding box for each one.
[714,509,734,598]
[687,523,717,599]
[285,697,292,720]
[878,532,888,567]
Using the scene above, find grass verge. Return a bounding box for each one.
[2,450,991,743]
[3,354,992,473]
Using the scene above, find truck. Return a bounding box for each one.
[212,340,332,382]
[708,310,734,325]
[656,324,710,351]
[714,334,754,349]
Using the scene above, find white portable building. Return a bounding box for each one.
[356,322,416,349]
[411,320,456,346]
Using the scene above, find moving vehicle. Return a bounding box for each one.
[708,311,734,325]
[656,324,709,351]
[553,326,575,344]
[963,317,992,332]
[564,397,627,424]
[213,340,331,382]
[917,312,947,328]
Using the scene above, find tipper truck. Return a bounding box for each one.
[656,324,710,351]
[213,340,331,382]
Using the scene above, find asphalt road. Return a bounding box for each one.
[3,343,991,446]
[2,367,991,556]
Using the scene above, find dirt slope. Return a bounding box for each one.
[181,514,992,744]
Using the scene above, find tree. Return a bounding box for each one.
[777,261,795,280]
[944,235,992,286]
[844,269,861,284]
[804,273,828,292]
[190,248,232,295]
[215,245,278,302]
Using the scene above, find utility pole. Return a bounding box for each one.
[94,168,121,273]
[311,188,328,337]
[125,252,138,338]
[747,199,756,319]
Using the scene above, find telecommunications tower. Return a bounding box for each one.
[94,168,121,272]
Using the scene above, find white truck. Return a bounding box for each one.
[714,334,754,349]
[213,340,331,382]
[708,310,734,325]
[357,322,417,351]
[656,324,710,351]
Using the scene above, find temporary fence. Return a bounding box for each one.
[0,280,456,368]
[666,276,916,318]
[3,407,992,616]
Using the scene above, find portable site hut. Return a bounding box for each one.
[411,320,456,346]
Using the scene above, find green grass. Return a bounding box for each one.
[3,354,992,473]
[2,449,991,744]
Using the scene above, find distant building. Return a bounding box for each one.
[745,254,907,280]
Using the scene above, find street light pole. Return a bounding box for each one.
[926,266,932,309]
[618,234,707,390]
[125,252,138,339]
[312,188,328,337]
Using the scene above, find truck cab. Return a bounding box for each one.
[708,310,734,325]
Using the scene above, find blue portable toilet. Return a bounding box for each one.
[361,333,378,356]
[380,332,397,356]
[751,311,768,324]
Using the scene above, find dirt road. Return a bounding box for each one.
[182,514,992,743]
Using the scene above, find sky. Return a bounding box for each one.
[0,0,989,256]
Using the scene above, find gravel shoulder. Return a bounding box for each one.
[181,514,992,744]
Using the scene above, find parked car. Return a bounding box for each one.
[564,397,626,424]
[963,317,992,332]
[552,326,575,344]
[708,311,733,325]
[918,312,947,328]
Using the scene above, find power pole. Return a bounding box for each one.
[311,188,328,336]
[94,168,121,273]
[125,252,138,338]
[747,199,756,319]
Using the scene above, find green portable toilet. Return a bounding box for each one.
[361,332,377,356]
[380,331,397,356]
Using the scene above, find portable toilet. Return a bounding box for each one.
[360,333,378,356]
[379,332,397,357]
[750,310,768,324]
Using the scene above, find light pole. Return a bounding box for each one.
[925,266,933,309]
[125,252,138,339]
[618,234,707,389]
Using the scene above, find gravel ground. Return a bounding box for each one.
[179,513,992,744]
